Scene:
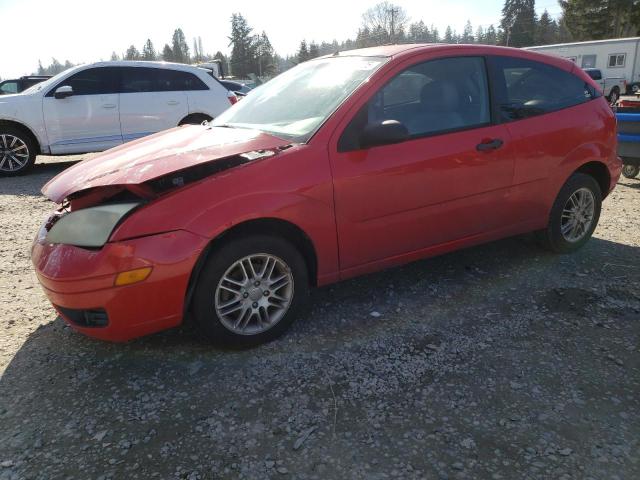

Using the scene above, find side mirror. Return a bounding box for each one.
[54,86,74,99]
[360,120,409,149]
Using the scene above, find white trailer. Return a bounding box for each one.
[526,37,640,93]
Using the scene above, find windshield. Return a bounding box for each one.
[212,56,387,142]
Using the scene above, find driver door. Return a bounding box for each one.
[43,67,122,154]
[330,56,515,271]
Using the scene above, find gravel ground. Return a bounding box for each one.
[1,155,639,480]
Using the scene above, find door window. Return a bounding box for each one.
[47,67,119,96]
[491,56,598,121]
[0,81,19,94]
[339,56,490,151]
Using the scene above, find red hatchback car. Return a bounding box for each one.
[32,44,621,346]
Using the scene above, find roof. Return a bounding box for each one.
[526,36,640,50]
[87,60,205,71]
[329,43,573,59]
[331,44,434,57]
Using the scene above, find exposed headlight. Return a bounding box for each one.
[46,202,140,248]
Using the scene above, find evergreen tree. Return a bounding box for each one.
[142,39,156,60]
[193,38,201,63]
[255,32,275,76]
[462,20,474,43]
[125,45,140,60]
[110,51,119,61]
[536,10,559,45]
[171,28,190,63]
[557,15,573,42]
[162,44,174,62]
[444,26,454,43]
[485,25,498,45]
[560,0,638,41]
[408,21,427,43]
[356,27,372,47]
[297,40,309,63]
[500,0,537,47]
[228,13,255,77]
[431,26,440,43]
[309,42,320,59]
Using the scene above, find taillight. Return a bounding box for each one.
[228,93,238,105]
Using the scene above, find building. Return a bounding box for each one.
[526,37,640,92]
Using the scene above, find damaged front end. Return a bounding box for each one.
[38,135,292,249]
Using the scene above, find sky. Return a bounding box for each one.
[0,0,564,79]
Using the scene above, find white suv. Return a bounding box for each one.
[0,61,236,175]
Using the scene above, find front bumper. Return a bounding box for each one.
[31,228,208,341]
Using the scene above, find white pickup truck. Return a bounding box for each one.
[584,68,626,104]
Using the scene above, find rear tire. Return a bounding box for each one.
[536,173,602,253]
[0,127,37,176]
[191,235,310,348]
[622,164,639,179]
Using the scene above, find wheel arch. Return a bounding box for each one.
[183,217,319,320]
[574,160,611,198]
[178,113,213,126]
[0,119,42,155]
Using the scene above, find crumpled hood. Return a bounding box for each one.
[42,125,291,203]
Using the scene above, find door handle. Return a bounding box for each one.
[167,100,180,106]
[476,138,503,152]
[102,104,117,109]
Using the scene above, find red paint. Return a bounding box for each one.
[32,44,621,341]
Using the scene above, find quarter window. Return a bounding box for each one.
[49,67,119,96]
[491,56,597,122]
[608,54,626,68]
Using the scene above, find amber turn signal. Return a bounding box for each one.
[114,267,153,286]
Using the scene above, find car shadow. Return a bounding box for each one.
[3,233,638,374]
[621,178,640,189]
[1,235,639,477]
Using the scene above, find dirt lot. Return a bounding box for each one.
[1,156,639,480]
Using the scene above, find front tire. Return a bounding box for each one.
[622,164,639,179]
[537,173,602,253]
[0,127,37,176]
[191,235,309,347]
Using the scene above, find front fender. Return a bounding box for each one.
[0,94,48,151]
[110,147,339,283]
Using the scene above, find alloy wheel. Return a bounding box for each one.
[215,254,294,335]
[561,187,595,242]
[0,134,30,172]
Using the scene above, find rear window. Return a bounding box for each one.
[120,67,209,93]
[491,56,598,121]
